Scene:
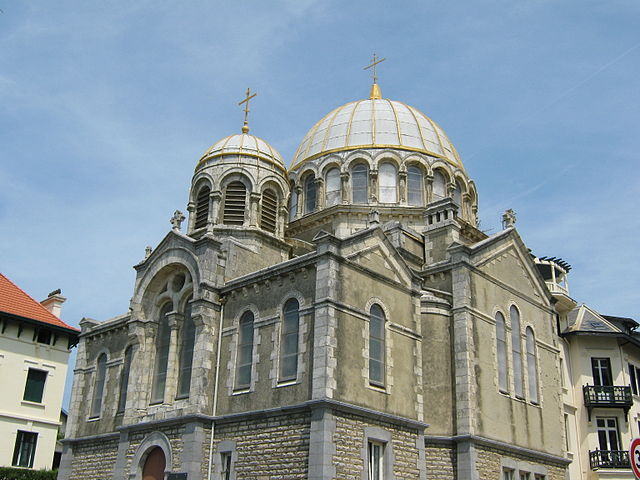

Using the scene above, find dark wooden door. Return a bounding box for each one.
[143,447,166,480]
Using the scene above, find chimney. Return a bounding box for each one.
[41,289,66,318]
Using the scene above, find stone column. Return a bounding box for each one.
[210,190,222,226]
[398,169,407,205]
[340,171,350,203]
[315,177,325,210]
[278,205,288,238]
[369,169,378,203]
[295,186,303,216]
[186,201,196,233]
[462,192,471,221]
[425,173,433,204]
[249,192,261,227]
[164,311,184,402]
[447,181,456,198]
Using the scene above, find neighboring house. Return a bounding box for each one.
[0,274,78,470]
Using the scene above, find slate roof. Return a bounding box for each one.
[0,273,78,332]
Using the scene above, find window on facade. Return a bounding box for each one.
[496,312,508,393]
[223,181,247,226]
[352,164,368,204]
[325,168,341,207]
[304,175,316,213]
[564,414,571,451]
[369,304,385,387]
[630,363,637,395]
[519,472,530,480]
[289,188,298,221]
[236,311,254,389]
[90,353,107,417]
[23,368,47,403]
[36,328,51,345]
[221,452,232,480]
[151,302,173,404]
[12,431,37,468]
[194,185,211,230]
[368,441,384,480]
[526,327,539,403]
[510,306,524,398]
[407,166,423,206]
[117,347,133,413]
[177,299,195,398]
[432,170,447,200]
[596,417,620,453]
[260,189,278,233]
[453,179,464,207]
[502,469,514,480]
[280,299,300,381]
[378,163,397,203]
[591,357,612,386]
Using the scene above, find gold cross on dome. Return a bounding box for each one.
[363,53,386,84]
[238,87,257,133]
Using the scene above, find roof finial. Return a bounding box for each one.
[364,53,385,99]
[238,87,257,134]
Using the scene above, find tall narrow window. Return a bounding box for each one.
[369,304,385,386]
[289,188,298,221]
[352,164,368,204]
[177,299,195,398]
[23,369,47,403]
[90,353,107,417]
[117,347,133,413]
[379,163,397,203]
[510,305,523,398]
[194,185,210,230]
[223,181,247,225]
[12,431,37,468]
[221,452,232,480]
[432,170,446,200]
[592,358,613,386]
[453,179,464,207]
[630,363,638,395]
[280,299,300,381]
[368,441,384,480]
[304,175,316,213]
[496,312,508,392]
[526,327,539,404]
[151,303,173,403]
[260,188,278,233]
[407,166,423,206]
[236,311,254,389]
[596,417,620,465]
[325,168,341,206]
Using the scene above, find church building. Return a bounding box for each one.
[59,75,570,480]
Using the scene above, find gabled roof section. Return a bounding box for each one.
[564,304,621,335]
[0,273,78,332]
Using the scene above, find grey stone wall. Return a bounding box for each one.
[475,443,566,480]
[424,441,456,480]
[67,437,119,480]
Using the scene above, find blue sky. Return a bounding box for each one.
[1,1,639,406]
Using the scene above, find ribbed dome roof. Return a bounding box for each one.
[198,133,285,171]
[291,98,463,170]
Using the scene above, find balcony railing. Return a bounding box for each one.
[583,385,632,420]
[589,450,630,470]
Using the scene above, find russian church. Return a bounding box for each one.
[59,69,569,480]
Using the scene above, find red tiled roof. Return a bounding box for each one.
[0,273,78,331]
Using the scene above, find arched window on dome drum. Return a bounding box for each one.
[177,298,195,398]
[352,164,368,204]
[117,346,133,413]
[495,312,508,393]
[453,179,464,208]
[325,168,341,207]
[407,166,423,206]
[194,185,210,230]
[260,189,278,233]
[151,302,173,403]
[510,305,524,398]
[433,170,446,201]
[289,188,298,222]
[526,327,539,404]
[90,353,107,418]
[223,182,247,226]
[305,175,316,213]
[379,163,397,203]
[369,304,385,387]
[236,311,255,389]
[280,298,300,381]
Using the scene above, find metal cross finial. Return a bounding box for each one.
[238,87,257,134]
[363,53,386,84]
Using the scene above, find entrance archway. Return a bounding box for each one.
[142,447,166,480]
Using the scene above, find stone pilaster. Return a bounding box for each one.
[249,192,261,227]
[164,311,184,402]
[308,407,337,480]
[210,190,222,226]
[340,171,350,203]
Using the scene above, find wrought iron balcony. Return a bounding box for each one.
[583,385,632,420]
[589,450,630,470]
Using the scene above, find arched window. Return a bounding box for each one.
[379,163,397,203]
[117,347,133,413]
[369,304,385,386]
[432,170,447,201]
[407,166,423,206]
[325,168,341,207]
[288,187,298,222]
[177,298,195,398]
[280,299,300,381]
[526,327,539,404]
[453,179,464,207]
[194,185,210,230]
[236,311,254,389]
[495,312,508,393]
[510,305,523,398]
[352,164,368,204]
[304,175,316,213]
[151,302,173,403]
[223,181,247,226]
[90,353,107,418]
[260,188,278,233]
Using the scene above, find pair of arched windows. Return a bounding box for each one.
[235,298,301,390]
[495,306,539,403]
[90,345,135,418]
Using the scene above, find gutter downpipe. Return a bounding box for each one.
[208,295,225,480]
